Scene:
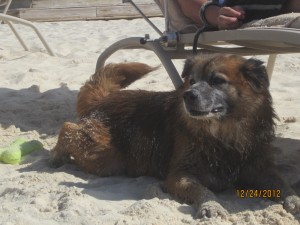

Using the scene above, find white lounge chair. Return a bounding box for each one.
[96,0,300,88]
[0,0,55,56]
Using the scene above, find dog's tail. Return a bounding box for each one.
[77,62,157,117]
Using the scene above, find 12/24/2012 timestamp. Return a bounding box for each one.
[236,189,281,198]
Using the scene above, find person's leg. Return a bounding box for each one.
[177,0,206,25]
[281,0,300,13]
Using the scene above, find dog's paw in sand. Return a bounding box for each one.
[49,149,72,168]
[283,195,300,214]
[143,183,171,200]
[196,201,228,218]
[49,155,68,168]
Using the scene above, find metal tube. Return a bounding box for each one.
[164,0,169,32]
[0,14,55,56]
[126,0,163,36]
[2,0,12,14]
[95,37,183,89]
[6,21,29,51]
[266,54,277,80]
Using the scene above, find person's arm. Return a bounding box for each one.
[177,0,207,25]
[177,0,245,30]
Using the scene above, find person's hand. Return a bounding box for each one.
[217,6,245,30]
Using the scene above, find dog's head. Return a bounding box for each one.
[181,54,270,120]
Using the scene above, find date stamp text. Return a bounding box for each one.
[236,189,281,198]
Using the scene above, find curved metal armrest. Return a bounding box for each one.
[96,37,183,89]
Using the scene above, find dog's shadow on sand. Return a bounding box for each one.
[0,85,78,135]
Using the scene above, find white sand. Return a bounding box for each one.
[0,18,299,225]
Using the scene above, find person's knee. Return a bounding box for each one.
[281,0,300,13]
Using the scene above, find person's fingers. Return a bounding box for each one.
[219,6,243,18]
[231,6,245,19]
[217,6,245,29]
[218,15,242,30]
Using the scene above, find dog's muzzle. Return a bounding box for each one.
[183,82,226,118]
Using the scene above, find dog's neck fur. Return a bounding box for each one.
[177,95,276,158]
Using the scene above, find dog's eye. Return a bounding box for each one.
[190,79,196,85]
[210,75,227,86]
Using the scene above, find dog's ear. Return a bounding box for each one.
[241,58,270,92]
[181,57,195,79]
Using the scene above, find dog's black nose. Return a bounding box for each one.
[183,90,198,101]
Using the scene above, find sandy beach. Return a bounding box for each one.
[0,18,299,225]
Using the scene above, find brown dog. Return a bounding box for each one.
[50,54,299,218]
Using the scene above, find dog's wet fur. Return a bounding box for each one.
[50,54,299,218]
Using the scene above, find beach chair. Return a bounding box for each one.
[0,0,55,56]
[96,0,300,89]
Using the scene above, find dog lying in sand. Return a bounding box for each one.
[50,54,300,218]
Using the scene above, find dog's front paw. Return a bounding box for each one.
[283,195,300,214]
[49,155,65,168]
[49,149,70,168]
[196,201,228,218]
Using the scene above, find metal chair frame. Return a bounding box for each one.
[0,0,55,56]
[95,0,300,89]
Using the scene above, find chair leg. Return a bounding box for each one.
[3,0,12,14]
[0,0,12,23]
[6,21,29,51]
[0,13,55,56]
[266,54,277,81]
[96,37,183,89]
